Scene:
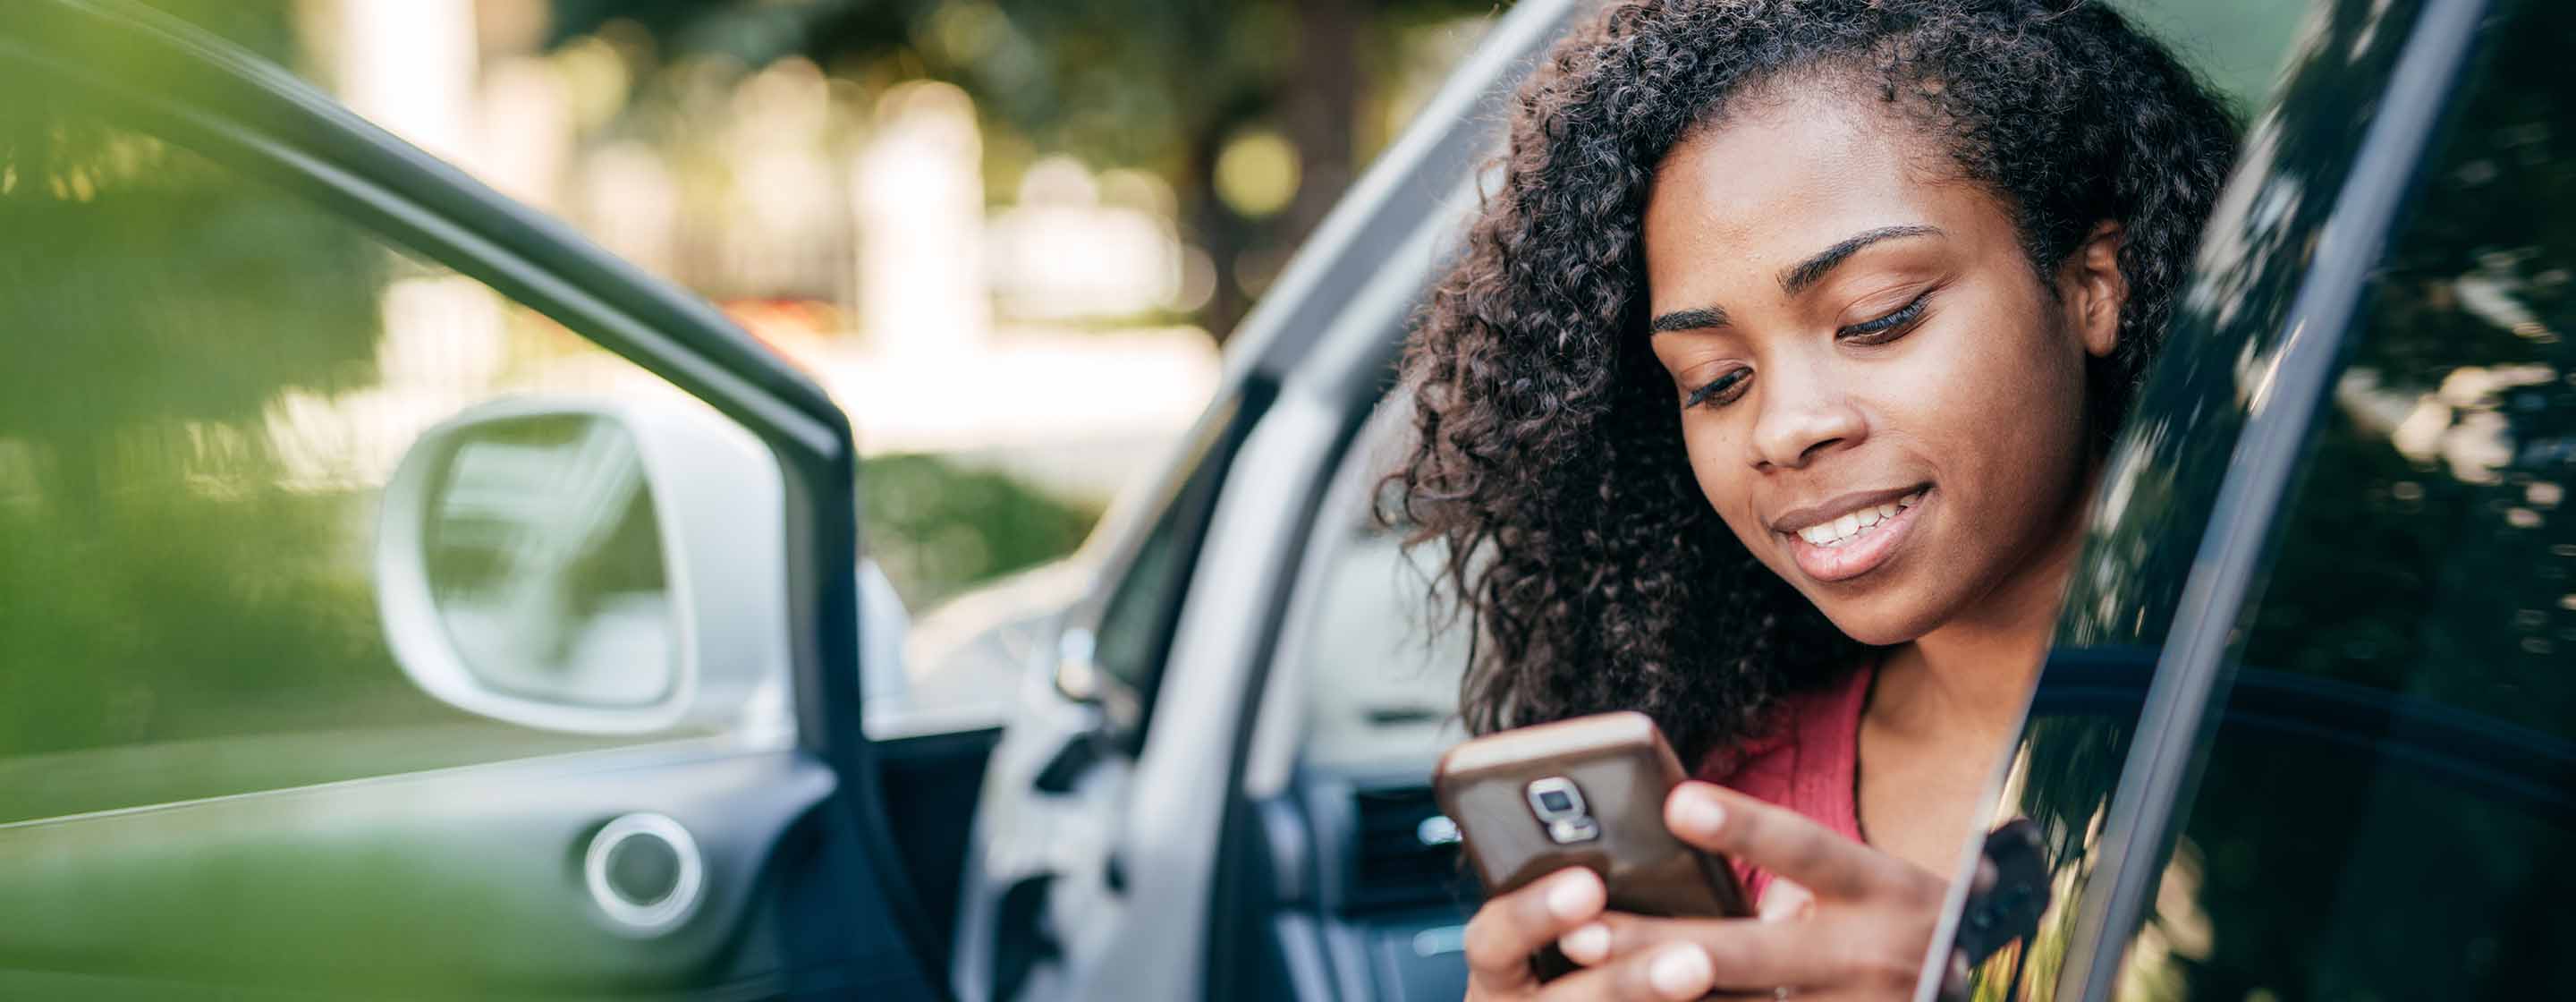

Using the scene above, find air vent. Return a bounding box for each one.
[1346,785,1473,913]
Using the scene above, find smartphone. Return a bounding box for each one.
[1433,710,1751,926]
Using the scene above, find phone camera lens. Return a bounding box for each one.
[1524,777,1598,844]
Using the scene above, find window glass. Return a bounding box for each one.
[1095,503,1191,697]
[120,3,1538,738]
[1296,522,1473,770]
[0,91,736,825]
[1958,1,2437,994]
[2114,2,2576,996]
[1294,403,1472,771]
[1084,400,1253,744]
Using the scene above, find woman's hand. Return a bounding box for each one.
[1459,863,1612,1000]
[1555,782,1948,999]
[1459,781,1950,1000]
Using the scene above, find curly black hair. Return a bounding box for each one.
[1383,0,2241,769]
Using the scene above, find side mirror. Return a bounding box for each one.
[375,396,789,734]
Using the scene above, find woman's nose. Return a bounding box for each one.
[1749,363,1866,471]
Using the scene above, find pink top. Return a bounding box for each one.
[1694,661,1877,907]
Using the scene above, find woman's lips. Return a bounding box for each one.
[1784,488,1930,582]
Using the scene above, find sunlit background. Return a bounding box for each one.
[249,0,1501,611]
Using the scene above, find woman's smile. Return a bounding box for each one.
[1775,485,1932,582]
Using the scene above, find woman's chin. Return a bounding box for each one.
[1815,602,1938,648]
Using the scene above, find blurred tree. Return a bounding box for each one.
[859,453,1101,609]
[0,0,379,468]
[0,0,439,763]
[548,0,1503,339]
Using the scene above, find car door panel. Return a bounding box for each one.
[0,746,920,996]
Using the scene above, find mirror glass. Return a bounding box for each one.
[424,414,677,708]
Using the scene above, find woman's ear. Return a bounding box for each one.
[2060,221,2127,359]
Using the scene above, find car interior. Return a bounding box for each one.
[1201,393,1482,1002]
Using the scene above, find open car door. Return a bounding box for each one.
[1932,0,2576,998]
[0,1,945,998]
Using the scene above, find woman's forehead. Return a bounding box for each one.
[1640,92,2000,298]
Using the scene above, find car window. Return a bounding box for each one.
[1297,494,1474,772]
[1084,394,1258,747]
[1093,480,1196,698]
[2102,2,2576,996]
[1272,394,1473,772]
[0,82,748,826]
[99,1,1234,742]
[1955,1,2442,993]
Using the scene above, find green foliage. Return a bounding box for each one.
[859,452,1101,610]
[0,89,625,821]
[2111,0,2314,114]
[0,81,409,772]
[129,0,307,64]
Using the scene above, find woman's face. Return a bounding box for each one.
[1641,89,2123,646]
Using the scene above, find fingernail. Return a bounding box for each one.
[1560,922,1609,964]
[1648,945,1714,999]
[1671,786,1724,836]
[1546,870,1600,921]
[1757,878,1813,923]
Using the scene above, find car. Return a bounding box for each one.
[935,0,2576,999]
[0,1,2564,1001]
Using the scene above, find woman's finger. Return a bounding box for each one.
[1462,867,1607,989]
[1554,912,1843,989]
[1532,941,1716,1002]
[1666,782,1929,902]
[1758,876,1816,922]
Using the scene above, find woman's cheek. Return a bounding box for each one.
[1895,314,2070,454]
[1679,423,1766,546]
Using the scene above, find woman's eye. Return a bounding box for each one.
[1683,368,1750,411]
[1837,291,1932,344]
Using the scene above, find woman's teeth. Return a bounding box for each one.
[1795,490,1925,548]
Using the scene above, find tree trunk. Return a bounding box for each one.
[1187,128,1251,341]
[1282,0,1360,247]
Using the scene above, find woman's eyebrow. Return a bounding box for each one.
[1649,225,1945,336]
[1649,305,1730,335]
[1778,224,1943,295]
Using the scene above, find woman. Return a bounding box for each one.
[1384,1,2239,998]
